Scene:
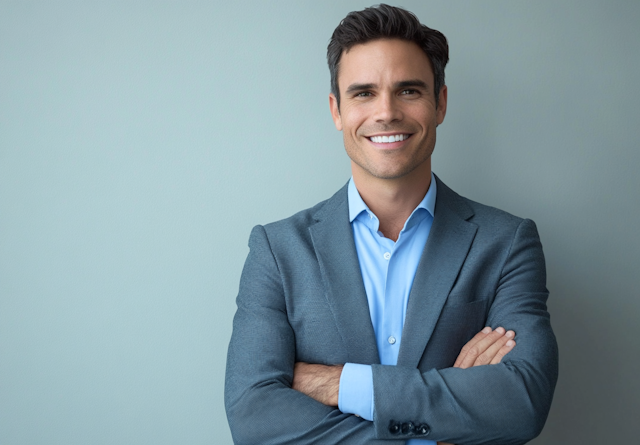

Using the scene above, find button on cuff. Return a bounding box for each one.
[401,421,415,434]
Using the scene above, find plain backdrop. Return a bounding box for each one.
[1,1,639,444]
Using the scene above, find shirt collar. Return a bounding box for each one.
[348,172,437,224]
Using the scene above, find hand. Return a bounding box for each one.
[292,362,344,406]
[292,327,514,437]
[435,328,516,445]
[453,326,516,369]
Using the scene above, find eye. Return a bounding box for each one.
[400,89,418,95]
[355,91,372,97]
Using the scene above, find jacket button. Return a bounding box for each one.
[401,421,415,434]
[417,424,430,435]
[388,420,400,434]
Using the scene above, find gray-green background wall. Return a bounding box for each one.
[1,1,638,443]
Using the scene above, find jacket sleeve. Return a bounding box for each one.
[371,219,559,445]
[224,225,405,445]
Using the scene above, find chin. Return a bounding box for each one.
[367,167,417,180]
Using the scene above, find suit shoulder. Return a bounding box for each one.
[435,174,530,229]
[456,195,544,252]
[440,178,538,237]
[255,183,348,240]
[464,196,526,226]
[262,199,326,233]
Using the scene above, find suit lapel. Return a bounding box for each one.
[309,185,380,365]
[397,176,478,368]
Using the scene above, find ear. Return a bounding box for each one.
[436,85,448,125]
[329,93,343,131]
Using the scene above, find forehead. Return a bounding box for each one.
[338,38,434,90]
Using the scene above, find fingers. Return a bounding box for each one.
[473,329,515,366]
[454,327,516,369]
[453,326,491,367]
[490,338,516,365]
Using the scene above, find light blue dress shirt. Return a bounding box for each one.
[338,174,437,445]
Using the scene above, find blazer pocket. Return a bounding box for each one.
[439,297,490,327]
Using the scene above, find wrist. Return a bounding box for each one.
[329,364,344,406]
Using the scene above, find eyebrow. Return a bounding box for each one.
[396,79,428,90]
[344,79,429,95]
[345,83,376,94]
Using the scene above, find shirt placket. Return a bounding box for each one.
[379,235,401,366]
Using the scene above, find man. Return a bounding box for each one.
[225,4,558,445]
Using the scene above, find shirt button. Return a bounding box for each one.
[383,252,391,260]
[388,336,396,344]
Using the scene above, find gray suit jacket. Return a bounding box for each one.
[225,175,558,445]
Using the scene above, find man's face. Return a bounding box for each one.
[330,38,447,182]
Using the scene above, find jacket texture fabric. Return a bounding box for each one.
[225,175,559,445]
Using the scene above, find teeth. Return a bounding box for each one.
[370,134,409,143]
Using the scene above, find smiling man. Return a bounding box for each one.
[225,4,558,445]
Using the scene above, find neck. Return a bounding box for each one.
[352,161,432,242]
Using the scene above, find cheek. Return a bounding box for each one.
[340,106,368,134]
[410,101,436,122]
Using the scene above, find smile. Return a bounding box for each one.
[368,134,410,143]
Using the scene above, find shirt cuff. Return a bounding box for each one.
[338,363,374,421]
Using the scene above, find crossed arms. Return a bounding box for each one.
[225,219,558,445]
[292,326,517,407]
[293,327,516,445]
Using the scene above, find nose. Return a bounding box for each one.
[373,93,403,123]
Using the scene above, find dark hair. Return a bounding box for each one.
[327,4,449,108]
